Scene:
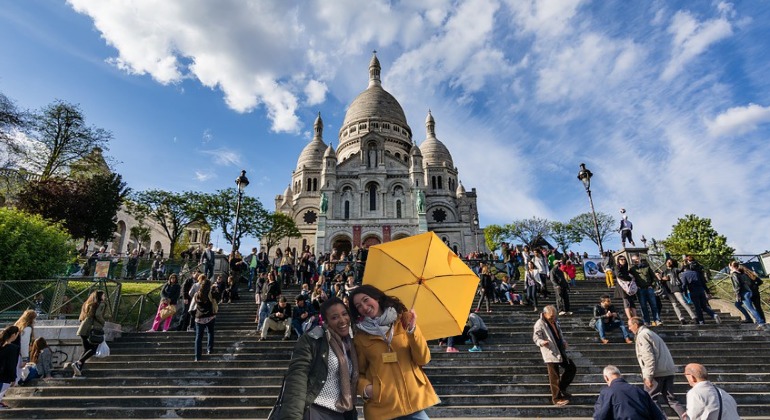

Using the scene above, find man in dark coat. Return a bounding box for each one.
[593,365,665,420]
[549,261,571,315]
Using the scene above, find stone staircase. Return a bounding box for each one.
[4,279,770,419]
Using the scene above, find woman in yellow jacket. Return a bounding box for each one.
[349,285,439,420]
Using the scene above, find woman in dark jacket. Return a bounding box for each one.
[475,264,495,313]
[194,279,218,361]
[280,297,357,420]
[0,326,21,408]
[613,256,638,322]
[150,274,181,332]
[72,290,107,377]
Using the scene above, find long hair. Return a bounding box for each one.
[79,290,104,321]
[1,325,20,345]
[348,284,407,321]
[15,309,37,330]
[196,279,212,303]
[30,337,49,364]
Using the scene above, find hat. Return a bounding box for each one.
[553,260,562,265]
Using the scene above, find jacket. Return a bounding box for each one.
[680,269,705,293]
[533,315,567,363]
[634,326,676,379]
[0,343,20,383]
[280,326,357,419]
[76,302,107,337]
[467,313,488,333]
[195,298,218,319]
[593,377,666,420]
[161,282,181,305]
[270,303,292,322]
[549,268,569,290]
[592,304,622,325]
[730,271,753,296]
[354,318,438,419]
[630,263,656,289]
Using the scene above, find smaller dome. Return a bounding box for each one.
[324,143,336,159]
[419,111,453,167]
[410,145,422,156]
[456,181,466,197]
[281,185,293,206]
[297,113,326,170]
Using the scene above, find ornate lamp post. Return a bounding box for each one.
[232,170,250,255]
[473,214,480,253]
[577,163,604,257]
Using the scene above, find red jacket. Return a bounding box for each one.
[561,264,577,279]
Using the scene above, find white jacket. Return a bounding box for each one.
[635,325,676,379]
[533,315,567,363]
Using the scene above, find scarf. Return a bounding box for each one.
[356,306,398,338]
[327,328,358,412]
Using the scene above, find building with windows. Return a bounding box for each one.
[274,53,481,256]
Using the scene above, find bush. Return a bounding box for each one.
[0,207,72,279]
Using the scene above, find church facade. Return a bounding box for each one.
[274,54,481,256]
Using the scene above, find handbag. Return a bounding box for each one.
[616,278,638,296]
[160,304,177,320]
[88,327,105,344]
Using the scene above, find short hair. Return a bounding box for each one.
[278,296,287,303]
[600,294,611,301]
[542,305,557,316]
[685,363,709,381]
[629,317,645,328]
[603,365,622,378]
[295,294,306,302]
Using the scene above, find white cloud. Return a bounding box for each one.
[194,170,214,182]
[201,148,242,167]
[201,129,213,144]
[661,6,734,81]
[304,79,327,106]
[706,103,770,137]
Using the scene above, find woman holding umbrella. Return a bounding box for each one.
[349,285,438,420]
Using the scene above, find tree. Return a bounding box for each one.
[0,92,27,167]
[0,208,72,280]
[569,212,616,252]
[261,212,301,255]
[550,221,583,254]
[130,224,151,254]
[127,190,202,259]
[16,173,129,249]
[483,224,510,253]
[507,217,551,248]
[198,188,268,252]
[661,214,735,271]
[24,100,111,180]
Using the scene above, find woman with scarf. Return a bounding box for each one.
[349,285,438,420]
[280,297,358,420]
[613,255,638,321]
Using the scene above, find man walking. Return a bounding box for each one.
[684,363,740,420]
[550,261,571,315]
[533,305,576,406]
[200,243,216,280]
[627,317,686,418]
[593,365,665,420]
[631,256,662,326]
[680,264,721,325]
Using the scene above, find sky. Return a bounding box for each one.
[1,0,769,254]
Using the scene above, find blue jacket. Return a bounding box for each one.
[680,269,705,293]
[593,377,665,420]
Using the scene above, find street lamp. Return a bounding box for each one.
[577,163,604,257]
[232,170,250,255]
[473,214,480,253]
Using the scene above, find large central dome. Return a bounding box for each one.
[339,53,411,137]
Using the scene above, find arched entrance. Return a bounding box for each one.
[332,236,352,255]
[363,235,381,248]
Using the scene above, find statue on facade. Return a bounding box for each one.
[320,192,328,214]
[416,190,426,213]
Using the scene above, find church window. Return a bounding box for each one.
[431,176,437,190]
[367,145,377,168]
[384,123,390,129]
[373,122,379,129]
[307,178,312,192]
[344,201,350,220]
[453,245,459,254]
[313,178,318,191]
[394,127,400,133]
[368,184,377,211]
[432,209,447,223]
[438,176,443,189]
[396,200,402,219]
[303,210,317,224]
[404,155,408,163]
[191,230,198,243]
[351,127,357,132]
[395,152,401,160]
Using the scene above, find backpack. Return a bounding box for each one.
[617,278,638,296]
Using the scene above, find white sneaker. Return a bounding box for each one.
[71,362,82,377]
[558,311,567,316]
[714,314,722,324]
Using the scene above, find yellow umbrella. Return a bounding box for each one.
[362,232,480,341]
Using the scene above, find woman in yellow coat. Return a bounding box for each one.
[349,285,439,420]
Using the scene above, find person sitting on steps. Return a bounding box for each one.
[591,295,633,344]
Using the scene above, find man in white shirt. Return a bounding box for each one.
[684,363,740,420]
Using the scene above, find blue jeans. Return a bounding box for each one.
[505,262,515,279]
[247,267,257,290]
[595,319,630,340]
[194,319,215,359]
[258,301,276,330]
[393,410,430,420]
[741,291,766,325]
[637,288,660,323]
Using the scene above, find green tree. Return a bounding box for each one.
[16,173,129,249]
[198,188,268,252]
[0,208,72,280]
[0,92,27,167]
[261,212,301,255]
[661,214,735,271]
[130,224,151,254]
[507,217,551,248]
[127,190,202,259]
[24,100,111,180]
[550,221,583,254]
[483,224,510,252]
[569,212,616,252]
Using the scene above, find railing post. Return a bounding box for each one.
[136,296,144,331]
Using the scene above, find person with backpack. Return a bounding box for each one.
[613,256,638,322]
[657,258,697,325]
[730,261,766,329]
[193,279,218,361]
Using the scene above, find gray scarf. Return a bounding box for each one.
[326,328,358,412]
[356,306,398,338]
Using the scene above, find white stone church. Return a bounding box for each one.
[274,54,481,256]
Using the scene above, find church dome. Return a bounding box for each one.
[340,52,410,133]
[456,181,466,197]
[419,111,453,167]
[323,143,336,159]
[296,113,327,170]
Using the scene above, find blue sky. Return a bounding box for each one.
[2,0,769,254]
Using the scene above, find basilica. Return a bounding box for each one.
[274,54,481,256]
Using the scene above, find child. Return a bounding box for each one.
[21,337,52,383]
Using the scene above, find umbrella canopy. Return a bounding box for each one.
[362,232,480,341]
